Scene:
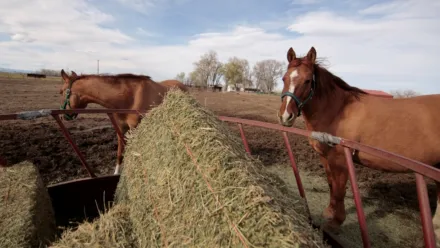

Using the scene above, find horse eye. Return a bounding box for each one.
[305,80,310,84]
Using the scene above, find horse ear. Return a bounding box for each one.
[71,71,78,78]
[287,47,296,63]
[60,69,69,82]
[306,46,317,64]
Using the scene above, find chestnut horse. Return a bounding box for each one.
[277,47,440,238]
[59,69,188,174]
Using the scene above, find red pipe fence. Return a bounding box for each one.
[0,108,439,248]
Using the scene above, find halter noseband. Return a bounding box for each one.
[60,77,77,120]
[280,74,316,117]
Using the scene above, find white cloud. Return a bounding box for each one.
[0,0,439,94]
[11,33,35,43]
[0,0,131,46]
[285,0,440,93]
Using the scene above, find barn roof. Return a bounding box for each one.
[362,89,394,98]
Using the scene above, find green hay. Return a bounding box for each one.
[50,204,136,248]
[0,161,56,248]
[115,89,329,248]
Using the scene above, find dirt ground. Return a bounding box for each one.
[0,77,436,247]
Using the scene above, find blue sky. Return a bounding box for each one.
[0,0,439,94]
[95,0,385,43]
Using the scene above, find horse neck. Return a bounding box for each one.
[72,78,132,109]
[302,69,356,131]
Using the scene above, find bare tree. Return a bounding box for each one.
[211,62,224,86]
[222,57,252,90]
[389,89,420,98]
[191,50,223,87]
[252,59,285,93]
[175,72,186,82]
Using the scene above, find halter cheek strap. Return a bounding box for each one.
[60,78,77,120]
[280,74,316,117]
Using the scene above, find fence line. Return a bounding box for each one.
[0,108,438,247]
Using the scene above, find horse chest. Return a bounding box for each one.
[308,138,330,156]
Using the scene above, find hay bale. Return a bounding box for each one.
[0,161,56,248]
[115,89,329,247]
[50,204,136,248]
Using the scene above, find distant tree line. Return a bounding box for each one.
[35,69,60,77]
[33,53,422,96]
[175,50,286,93]
[389,89,420,98]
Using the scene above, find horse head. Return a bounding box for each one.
[278,46,317,127]
[59,69,88,121]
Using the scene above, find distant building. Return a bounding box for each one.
[226,84,244,92]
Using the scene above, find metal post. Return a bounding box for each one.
[52,114,96,178]
[344,147,370,248]
[415,173,436,248]
[282,131,311,222]
[238,123,251,154]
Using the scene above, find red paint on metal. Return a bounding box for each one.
[282,131,311,222]
[340,139,440,182]
[219,116,312,137]
[52,114,96,178]
[415,173,436,248]
[0,114,18,121]
[51,109,144,115]
[238,123,251,154]
[344,148,371,248]
[218,116,440,183]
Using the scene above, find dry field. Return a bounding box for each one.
[0,76,436,247]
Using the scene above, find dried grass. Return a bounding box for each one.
[115,89,329,248]
[0,161,56,248]
[50,204,136,248]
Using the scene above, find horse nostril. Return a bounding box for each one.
[288,113,293,120]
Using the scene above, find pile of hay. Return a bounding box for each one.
[115,89,329,247]
[50,204,136,248]
[0,161,56,248]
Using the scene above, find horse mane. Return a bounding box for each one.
[315,63,367,100]
[289,57,367,100]
[72,73,152,84]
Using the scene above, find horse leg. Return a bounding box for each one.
[320,156,335,220]
[114,122,129,175]
[126,114,140,130]
[324,162,349,231]
[113,114,140,175]
[114,134,123,175]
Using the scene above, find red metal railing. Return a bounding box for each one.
[0,108,438,248]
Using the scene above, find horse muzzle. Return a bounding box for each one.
[277,110,295,127]
[61,113,78,121]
